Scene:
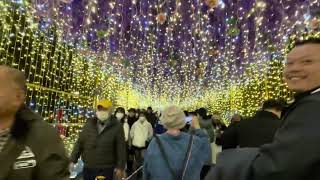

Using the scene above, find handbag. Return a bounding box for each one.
[154,134,194,180]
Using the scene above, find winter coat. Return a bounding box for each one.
[237,111,280,148]
[219,122,240,150]
[146,112,158,128]
[123,121,130,142]
[130,120,153,148]
[205,88,320,180]
[70,116,126,169]
[220,111,280,150]
[127,116,138,128]
[199,118,215,143]
[143,129,211,180]
[0,106,69,180]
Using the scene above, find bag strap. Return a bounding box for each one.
[181,135,194,179]
[154,134,194,180]
[154,135,179,179]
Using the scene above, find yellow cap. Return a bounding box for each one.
[97,99,113,109]
[95,176,106,180]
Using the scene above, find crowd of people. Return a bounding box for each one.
[0,38,320,180]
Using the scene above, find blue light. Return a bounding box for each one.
[13,0,23,4]
[304,13,311,21]
[219,0,225,9]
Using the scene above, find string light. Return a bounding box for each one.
[1,0,319,150]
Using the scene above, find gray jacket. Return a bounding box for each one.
[70,116,126,169]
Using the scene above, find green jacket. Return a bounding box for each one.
[0,106,69,180]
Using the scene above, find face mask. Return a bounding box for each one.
[96,111,110,122]
[116,113,125,120]
[139,117,146,122]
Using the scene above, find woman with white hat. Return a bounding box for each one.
[143,105,211,180]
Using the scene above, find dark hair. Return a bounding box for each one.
[147,107,152,110]
[294,38,320,47]
[288,37,320,52]
[115,107,125,114]
[128,108,136,113]
[139,111,147,117]
[196,108,208,118]
[262,99,286,111]
[189,112,197,116]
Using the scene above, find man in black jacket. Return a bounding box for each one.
[0,66,69,180]
[237,99,284,148]
[127,108,138,128]
[221,100,284,150]
[70,99,126,180]
[206,38,320,180]
[146,107,157,128]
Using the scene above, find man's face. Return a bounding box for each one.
[284,43,320,93]
[0,70,23,116]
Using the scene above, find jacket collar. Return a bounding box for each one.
[294,86,320,101]
[90,116,118,134]
[11,105,39,140]
[256,110,279,120]
[92,116,117,126]
[311,87,320,94]
[281,87,320,121]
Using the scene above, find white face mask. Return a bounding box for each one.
[139,117,147,122]
[116,113,125,120]
[96,111,110,122]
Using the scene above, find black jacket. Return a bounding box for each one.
[146,113,158,128]
[220,111,280,150]
[205,89,320,180]
[0,106,69,180]
[219,122,240,150]
[127,116,138,128]
[237,111,281,147]
[238,111,280,148]
[70,116,126,169]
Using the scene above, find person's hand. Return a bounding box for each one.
[69,162,75,171]
[115,169,125,180]
[191,116,201,129]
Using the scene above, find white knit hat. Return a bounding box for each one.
[160,105,186,129]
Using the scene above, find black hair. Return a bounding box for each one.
[196,108,207,118]
[262,99,286,111]
[294,38,320,47]
[139,111,147,117]
[128,108,136,113]
[189,112,197,116]
[288,36,320,52]
[115,107,125,113]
